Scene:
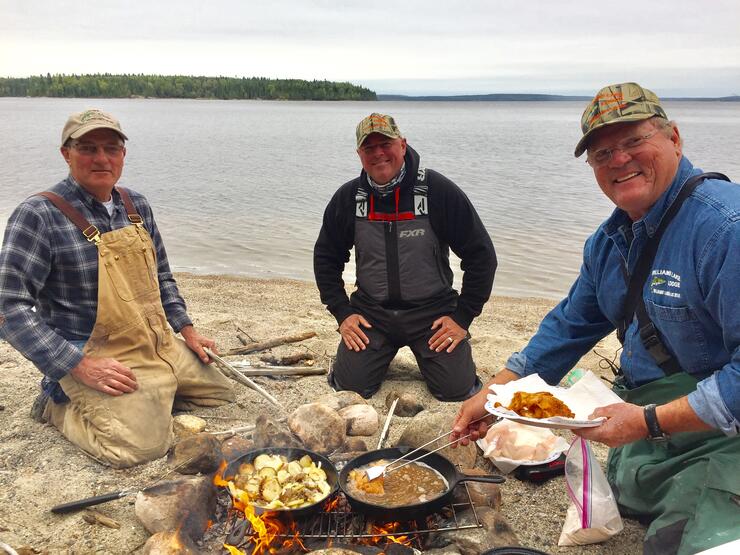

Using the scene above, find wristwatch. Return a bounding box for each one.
[643,403,670,442]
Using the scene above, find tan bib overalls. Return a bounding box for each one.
[40,188,234,468]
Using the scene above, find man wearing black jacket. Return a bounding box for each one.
[314,113,496,401]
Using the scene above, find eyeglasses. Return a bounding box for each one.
[69,142,125,157]
[586,129,660,168]
[359,140,396,154]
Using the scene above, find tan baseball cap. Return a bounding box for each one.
[574,82,668,157]
[356,113,402,147]
[61,109,128,146]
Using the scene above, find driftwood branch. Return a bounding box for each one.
[205,348,283,410]
[260,352,314,366]
[237,367,326,377]
[226,331,317,356]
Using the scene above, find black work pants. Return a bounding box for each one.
[329,301,480,401]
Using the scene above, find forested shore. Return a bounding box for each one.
[0,74,376,100]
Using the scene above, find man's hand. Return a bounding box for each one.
[450,386,494,447]
[339,314,372,352]
[574,402,648,447]
[180,325,217,363]
[450,368,520,447]
[429,315,466,352]
[70,356,138,396]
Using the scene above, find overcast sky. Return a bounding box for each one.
[2,0,739,96]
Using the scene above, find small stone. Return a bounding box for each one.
[172,414,207,438]
[167,433,222,474]
[338,404,379,436]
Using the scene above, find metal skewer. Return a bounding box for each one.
[364,413,491,480]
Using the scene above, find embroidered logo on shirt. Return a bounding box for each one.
[650,269,681,299]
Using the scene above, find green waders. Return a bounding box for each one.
[607,373,740,554]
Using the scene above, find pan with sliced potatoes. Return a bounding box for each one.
[222,448,339,516]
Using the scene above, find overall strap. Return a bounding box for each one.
[115,187,144,225]
[617,172,731,375]
[35,192,101,244]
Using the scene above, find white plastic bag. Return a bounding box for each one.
[558,437,623,546]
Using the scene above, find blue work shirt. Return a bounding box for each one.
[506,157,740,436]
[0,176,192,382]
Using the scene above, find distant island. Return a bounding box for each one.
[379,92,740,102]
[2,75,737,102]
[0,74,376,101]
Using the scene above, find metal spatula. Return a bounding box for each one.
[364,414,489,481]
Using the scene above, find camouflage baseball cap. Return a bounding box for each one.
[574,82,668,157]
[61,109,128,146]
[356,113,402,147]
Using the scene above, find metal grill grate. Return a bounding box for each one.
[224,481,483,549]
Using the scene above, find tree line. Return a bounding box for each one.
[0,74,377,101]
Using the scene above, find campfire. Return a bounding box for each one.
[213,460,481,554]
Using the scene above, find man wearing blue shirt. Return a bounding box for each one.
[452,83,739,554]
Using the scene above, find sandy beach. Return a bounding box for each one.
[0,274,646,554]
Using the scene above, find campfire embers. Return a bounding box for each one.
[217,477,482,554]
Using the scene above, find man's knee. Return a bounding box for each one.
[330,339,393,398]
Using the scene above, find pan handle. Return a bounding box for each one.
[457,475,506,485]
[51,491,131,514]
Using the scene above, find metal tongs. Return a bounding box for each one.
[364,414,490,481]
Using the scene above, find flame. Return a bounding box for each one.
[213,460,230,486]
[369,522,412,546]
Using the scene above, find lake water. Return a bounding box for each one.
[1,97,739,300]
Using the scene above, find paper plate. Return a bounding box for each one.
[484,400,605,429]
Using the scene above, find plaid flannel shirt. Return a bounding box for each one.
[0,176,192,381]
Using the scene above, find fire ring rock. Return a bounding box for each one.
[288,403,346,455]
[338,404,379,436]
[135,475,216,541]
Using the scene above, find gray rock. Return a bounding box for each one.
[338,404,379,436]
[288,403,346,455]
[385,390,424,417]
[396,411,476,469]
[135,476,216,541]
[253,414,302,449]
[167,433,222,474]
[316,391,367,412]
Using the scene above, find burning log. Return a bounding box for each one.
[226,331,318,356]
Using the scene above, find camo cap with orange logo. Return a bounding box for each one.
[574,82,668,157]
[356,113,403,148]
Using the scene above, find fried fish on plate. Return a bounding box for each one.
[495,391,575,419]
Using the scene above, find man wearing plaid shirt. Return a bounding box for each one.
[0,109,233,467]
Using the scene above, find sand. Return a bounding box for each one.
[0,274,646,554]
